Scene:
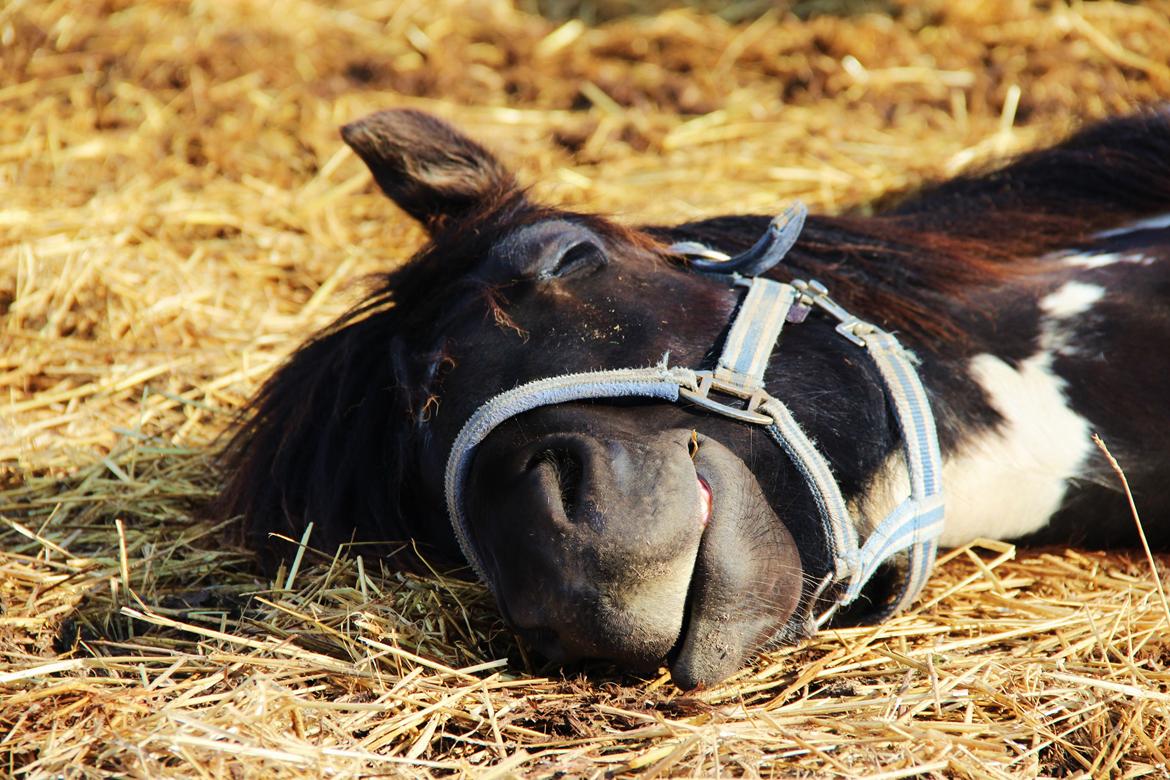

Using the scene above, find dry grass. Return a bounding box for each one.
[3,0,1170,776]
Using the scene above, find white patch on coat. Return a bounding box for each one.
[856,282,1105,547]
[1064,252,1157,270]
[937,353,1092,544]
[1096,212,1170,238]
[1040,281,1104,320]
[938,282,1104,544]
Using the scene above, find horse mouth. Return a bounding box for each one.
[696,476,713,528]
[668,453,721,688]
[666,434,803,689]
[668,522,708,685]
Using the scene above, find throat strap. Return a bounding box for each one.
[841,330,945,613]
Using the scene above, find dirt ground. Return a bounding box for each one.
[3,0,1170,777]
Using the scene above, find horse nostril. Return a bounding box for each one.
[526,447,583,520]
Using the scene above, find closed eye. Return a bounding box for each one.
[487,220,609,283]
[540,240,606,280]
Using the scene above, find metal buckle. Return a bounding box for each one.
[678,371,774,425]
[792,279,874,347]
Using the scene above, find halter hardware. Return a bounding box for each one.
[678,371,772,425]
[793,279,876,348]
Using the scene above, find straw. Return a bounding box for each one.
[4,0,1170,776]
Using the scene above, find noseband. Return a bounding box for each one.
[444,203,945,624]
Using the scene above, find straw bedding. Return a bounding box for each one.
[3,0,1170,776]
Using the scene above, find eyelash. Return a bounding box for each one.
[540,241,605,280]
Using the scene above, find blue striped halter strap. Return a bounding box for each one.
[443,202,946,626]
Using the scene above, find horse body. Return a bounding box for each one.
[842,221,1170,553]
[220,108,1170,687]
[940,227,1170,549]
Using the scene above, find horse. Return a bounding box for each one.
[218,107,1170,688]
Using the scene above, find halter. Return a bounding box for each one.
[443,202,945,624]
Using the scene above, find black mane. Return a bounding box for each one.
[657,108,1170,343]
[217,190,527,569]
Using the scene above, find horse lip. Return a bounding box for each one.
[689,431,715,530]
[696,476,713,528]
[667,508,711,676]
[668,432,794,689]
[668,439,723,682]
[667,515,727,690]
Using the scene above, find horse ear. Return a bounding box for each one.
[341,109,518,232]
